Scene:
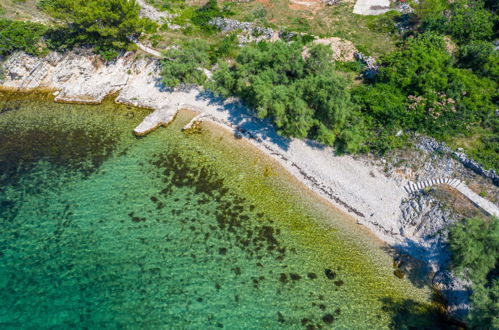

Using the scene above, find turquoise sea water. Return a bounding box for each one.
[0,92,444,329]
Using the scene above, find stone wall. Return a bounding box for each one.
[208,17,295,43]
[417,136,499,186]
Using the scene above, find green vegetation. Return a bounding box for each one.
[161,40,211,87]
[0,18,47,57]
[413,0,498,170]
[160,33,240,87]
[156,0,497,166]
[191,0,232,32]
[347,0,499,169]
[459,41,499,81]
[0,0,498,327]
[209,41,366,152]
[424,0,496,44]
[448,217,499,329]
[39,0,151,59]
[353,33,496,143]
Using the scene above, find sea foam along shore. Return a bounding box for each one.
[1,50,480,318]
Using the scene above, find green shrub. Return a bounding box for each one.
[416,0,448,28]
[191,0,232,32]
[251,6,267,20]
[39,0,147,59]
[160,40,211,87]
[0,19,47,57]
[448,217,499,329]
[446,0,495,44]
[357,33,496,136]
[171,6,195,26]
[353,84,406,128]
[209,33,239,63]
[210,41,367,151]
[420,0,495,44]
[459,41,499,81]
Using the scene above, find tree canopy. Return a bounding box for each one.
[446,0,495,44]
[160,40,211,87]
[448,217,499,329]
[0,19,47,57]
[39,0,149,58]
[210,41,366,152]
[353,33,496,150]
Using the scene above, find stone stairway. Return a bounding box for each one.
[404,177,462,194]
[404,178,499,217]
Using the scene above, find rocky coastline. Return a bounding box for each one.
[2,50,498,321]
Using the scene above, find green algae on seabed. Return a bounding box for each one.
[0,91,446,329]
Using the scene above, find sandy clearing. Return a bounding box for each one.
[353,0,391,15]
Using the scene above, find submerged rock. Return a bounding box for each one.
[324,269,336,280]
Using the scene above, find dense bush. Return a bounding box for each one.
[446,0,495,44]
[459,41,499,81]
[448,217,499,329]
[160,40,211,87]
[0,19,47,57]
[39,0,148,59]
[191,0,232,32]
[420,0,496,43]
[412,0,498,169]
[353,33,496,151]
[210,41,366,152]
[209,33,239,63]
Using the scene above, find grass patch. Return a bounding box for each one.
[0,0,49,21]
[223,0,396,56]
[449,128,499,172]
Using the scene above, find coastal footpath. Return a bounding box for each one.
[2,50,498,319]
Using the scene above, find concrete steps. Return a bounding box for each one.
[404,177,462,194]
[403,177,499,217]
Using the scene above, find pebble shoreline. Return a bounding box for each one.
[3,50,498,320]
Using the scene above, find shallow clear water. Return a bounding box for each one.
[0,92,443,329]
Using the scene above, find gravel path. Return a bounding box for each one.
[136,0,171,22]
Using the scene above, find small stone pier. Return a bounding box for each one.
[133,106,178,136]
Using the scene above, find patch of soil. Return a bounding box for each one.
[303,37,358,62]
[255,0,273,6]
[430,186,485,219]
[289,0,324,12]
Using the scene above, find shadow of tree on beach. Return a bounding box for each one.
[380,297,465,330]
[196,89,293,151]
[381,242,435,289]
